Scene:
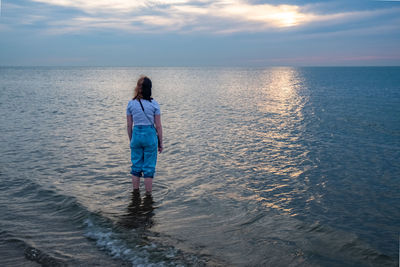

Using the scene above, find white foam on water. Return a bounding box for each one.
[83,218,186,267]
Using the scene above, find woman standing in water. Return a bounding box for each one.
[127,76,163,196]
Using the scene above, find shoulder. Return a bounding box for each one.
[128,99,138,106]
[126,99,135,114]
[150,99,161,114]
[150,99,160,109]
[127,99,138,110]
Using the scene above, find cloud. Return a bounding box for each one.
[30,0,148,13]
[31,0,317,29]
[5,0,400,35]
[30,0,206,14]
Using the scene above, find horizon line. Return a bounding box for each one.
[1,65,400,68]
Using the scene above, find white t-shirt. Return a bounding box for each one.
[126,99,161,125]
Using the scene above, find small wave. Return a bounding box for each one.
[2,177,207,266]
[84,217,207,267]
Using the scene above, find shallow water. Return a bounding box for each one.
[0,67,399,266]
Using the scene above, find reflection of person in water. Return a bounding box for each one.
[118,192,155,229]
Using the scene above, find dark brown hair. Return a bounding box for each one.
[133,76,152,101]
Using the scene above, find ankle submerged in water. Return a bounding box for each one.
[133,188,140,195]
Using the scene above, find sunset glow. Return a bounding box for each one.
[222,3,312,28]
[1,0,399,66]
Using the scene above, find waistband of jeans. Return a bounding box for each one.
[134,125,154,129]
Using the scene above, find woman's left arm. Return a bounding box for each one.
[127,115,133,141]
[154,114,163,153]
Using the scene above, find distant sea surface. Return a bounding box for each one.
[0,67,399,266]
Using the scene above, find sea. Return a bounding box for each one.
[0,66,399,266]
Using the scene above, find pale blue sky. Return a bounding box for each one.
[1,0,399,66]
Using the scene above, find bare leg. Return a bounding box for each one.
[144,178,153,195]
[132,175,140,191]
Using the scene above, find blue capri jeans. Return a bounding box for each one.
[130,125,158,178]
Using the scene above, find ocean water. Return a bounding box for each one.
[0,66,399,266]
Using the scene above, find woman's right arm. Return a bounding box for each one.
[127,115,133,141]
[154,114,163,153]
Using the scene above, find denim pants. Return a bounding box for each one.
[130,125,158,178]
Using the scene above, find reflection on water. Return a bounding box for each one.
[118,192,155,230]
[256,67,308,176]
[224,67,312,216]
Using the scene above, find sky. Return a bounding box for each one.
[0,0,399,66]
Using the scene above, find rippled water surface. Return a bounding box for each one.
[0,67,399,266]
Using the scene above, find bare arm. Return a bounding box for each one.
[127,115,133,141]
[154,114,163,153]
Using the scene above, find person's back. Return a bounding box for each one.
[126,76,163,196]
[127,98,160,126]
